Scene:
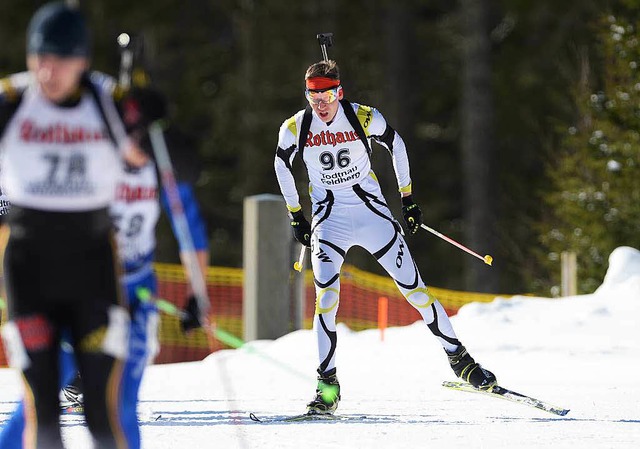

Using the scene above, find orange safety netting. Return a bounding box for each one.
[0,263,508,367]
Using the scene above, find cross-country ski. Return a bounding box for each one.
[442,381,570,416]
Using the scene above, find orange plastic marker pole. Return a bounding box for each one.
[378,297,388,342]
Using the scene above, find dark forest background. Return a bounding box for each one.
[2,0,639,296]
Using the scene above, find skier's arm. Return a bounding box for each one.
[368,108,412,197]
[274,119,302,212]
[368,108,423,233]
[160,182,209,288]
[0,194,10,218]
[159,180,209,333]
[0,77,19,223]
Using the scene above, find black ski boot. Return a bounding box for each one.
[307,368,341,415]
[446,345,497,390]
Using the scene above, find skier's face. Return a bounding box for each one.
[306,86,343,123]
[27,53,88,103]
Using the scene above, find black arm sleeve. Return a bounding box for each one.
[371,123,396,154]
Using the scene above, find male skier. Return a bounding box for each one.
[274,59,496,415]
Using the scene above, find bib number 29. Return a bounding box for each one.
[319,148,350,170]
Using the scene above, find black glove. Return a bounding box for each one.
[401,195,423,235]
[290,210,312,247]
[180,295,202,334]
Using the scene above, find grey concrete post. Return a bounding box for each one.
[561,251,577,297]
[243,194,291,341]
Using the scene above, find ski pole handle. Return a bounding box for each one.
[293,245,307,272]
[420,224,493,266]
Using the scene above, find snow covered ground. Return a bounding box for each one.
[1,246,639,448]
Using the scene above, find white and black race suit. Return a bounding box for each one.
[275,100,461,375]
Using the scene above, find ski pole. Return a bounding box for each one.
[136,287,311,381]
[291,33,330,274]
[148,122,213,349]
[420,223,493,266]
[291,34,332,274]
[293,245,307,272]
[137,286,237,349]
[117,33,211,335]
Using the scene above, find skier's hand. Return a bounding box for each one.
[401,195,423,235]
[122,142,149,168]
[180,295,202,334]
[290,210,311,247]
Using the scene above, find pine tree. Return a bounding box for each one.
[542,10,640,294]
